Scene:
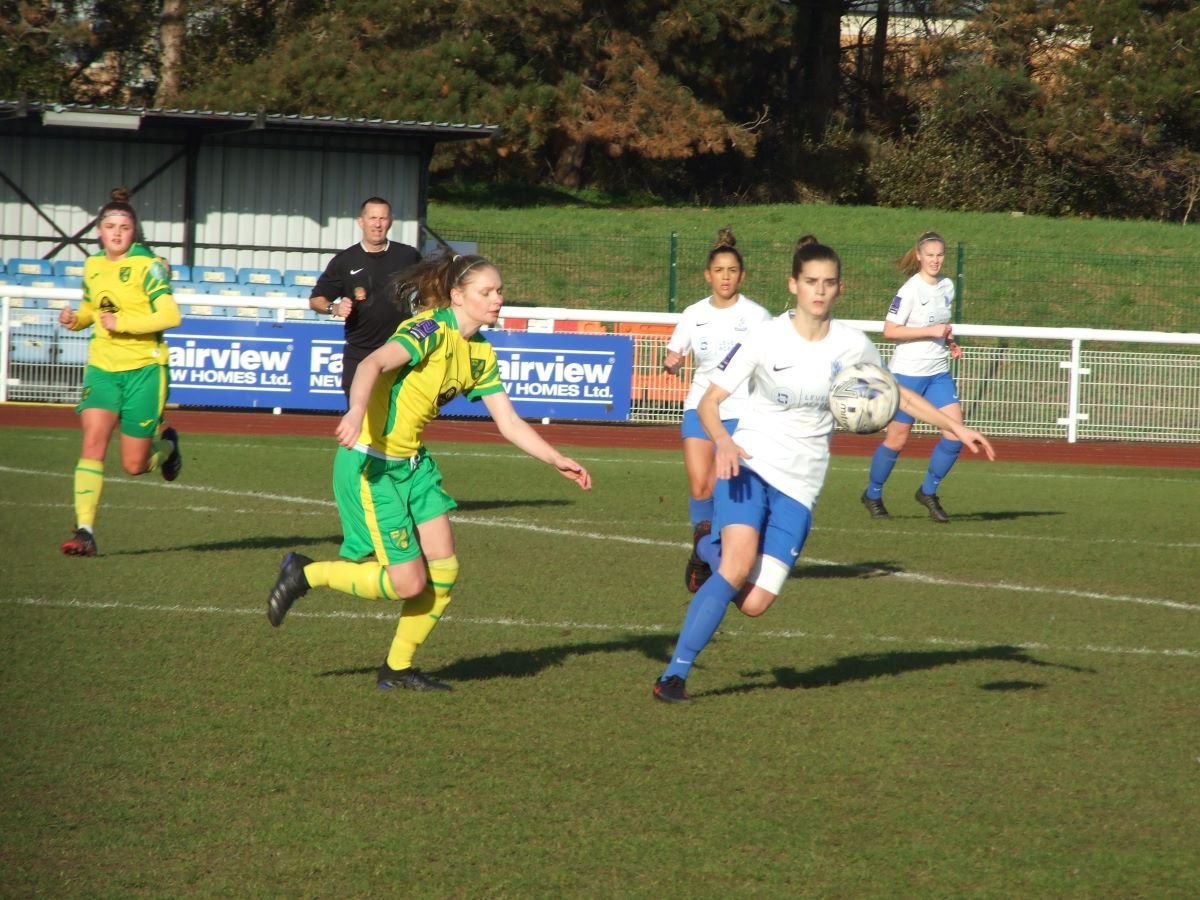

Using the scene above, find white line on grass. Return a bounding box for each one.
[3,466,1194,612]
[3,595,1197,660]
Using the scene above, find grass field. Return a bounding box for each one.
[2,424,1198,897]
[425,198,1200,331]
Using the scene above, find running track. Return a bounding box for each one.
[2,403,1196,468]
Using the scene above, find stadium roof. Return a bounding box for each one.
[0,100,500,142]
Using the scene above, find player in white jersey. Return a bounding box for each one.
[653,235,996,704]
[663,228,771,590]
[861,231,966,524]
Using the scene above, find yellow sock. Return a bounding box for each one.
[303,560,401,600]
[386,555,458,671]
[74,458,104,530]
[143,438,173,473]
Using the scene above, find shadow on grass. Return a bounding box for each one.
[108,534,344,555]
[900,509,1066,523]
[790,560,903,580]
[316,632,677,683]
[981,680,1045,691]
[703,644,1093,698]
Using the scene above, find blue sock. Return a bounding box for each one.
[866,445,901,499]
[922,438,963,495]
[662,573,738,681]
[688,496,714,527]
[697,531,721,570]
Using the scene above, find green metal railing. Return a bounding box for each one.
[442,229,1199,334]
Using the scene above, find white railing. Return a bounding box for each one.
[4,288,1199,444]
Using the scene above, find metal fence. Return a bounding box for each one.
[441,230,1200,334]
[5,289,1198,444]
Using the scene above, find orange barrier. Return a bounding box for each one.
[616,322,675,338]
[554,320,607,333]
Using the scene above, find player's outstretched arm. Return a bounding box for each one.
[335,341,412,448]
[482,391,592,490]
[897,386,996,461]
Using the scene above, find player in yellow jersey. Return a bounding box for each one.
[266,253,593,692]
[57,190,183,556]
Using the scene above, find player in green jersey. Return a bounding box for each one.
[58,189,183,557]
[266,253,593,691]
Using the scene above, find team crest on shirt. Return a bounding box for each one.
[470,358,486,379]
[388,528,411,550]
[119,266,131,283]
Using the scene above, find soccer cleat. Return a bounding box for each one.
[684,520,713,593]
[267,552,312,626]
[653,675,690,704]
[914,488,950,523]
[160,426,182,482]
[860,492,891,520]
[377,663,453,692]
[61,528,97,557]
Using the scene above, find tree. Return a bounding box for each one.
[923,0,1200,219]
[175,0,796,190]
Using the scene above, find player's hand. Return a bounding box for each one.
[58,307,77,328]
[713,439,750,480]
[335,410,364,448]
[334,297,353,317]
[553,456,592,490]
[955,425,996,461]
[99,311,118,332]
[663,349,684,376]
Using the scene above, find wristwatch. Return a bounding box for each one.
[326,300,336,315]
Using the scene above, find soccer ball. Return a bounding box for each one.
[828,362,900,434]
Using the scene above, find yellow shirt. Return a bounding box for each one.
[71,244,180,372]
[357,307,505,459]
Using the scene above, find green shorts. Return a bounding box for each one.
[76,363,169,438]
[333,446,457,565]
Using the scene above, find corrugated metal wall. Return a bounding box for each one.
[0,137,185,262]
[0,135,423,271]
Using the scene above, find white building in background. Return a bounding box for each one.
[0,102,498,271]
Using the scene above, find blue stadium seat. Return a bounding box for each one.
[8,324,54,364]
[16,274,58,289]
[215,283,254,298]
[53,275,83,290]
[54,334,91,366]
[284,269,322,289]
[238,266,283,286]
[170,264,192,284]
[53,259,86,278]
[191,265,238,285]
[8,257,53,277]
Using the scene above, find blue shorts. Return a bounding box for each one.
[713,467,812,568]
[681,408,738,441]
[892,371,960,424]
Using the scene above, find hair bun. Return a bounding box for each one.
[110,187,131,204]
[713,226,737,250]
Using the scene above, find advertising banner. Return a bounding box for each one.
[166,317,633,420]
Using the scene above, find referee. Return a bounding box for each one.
[308,196,421,396]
